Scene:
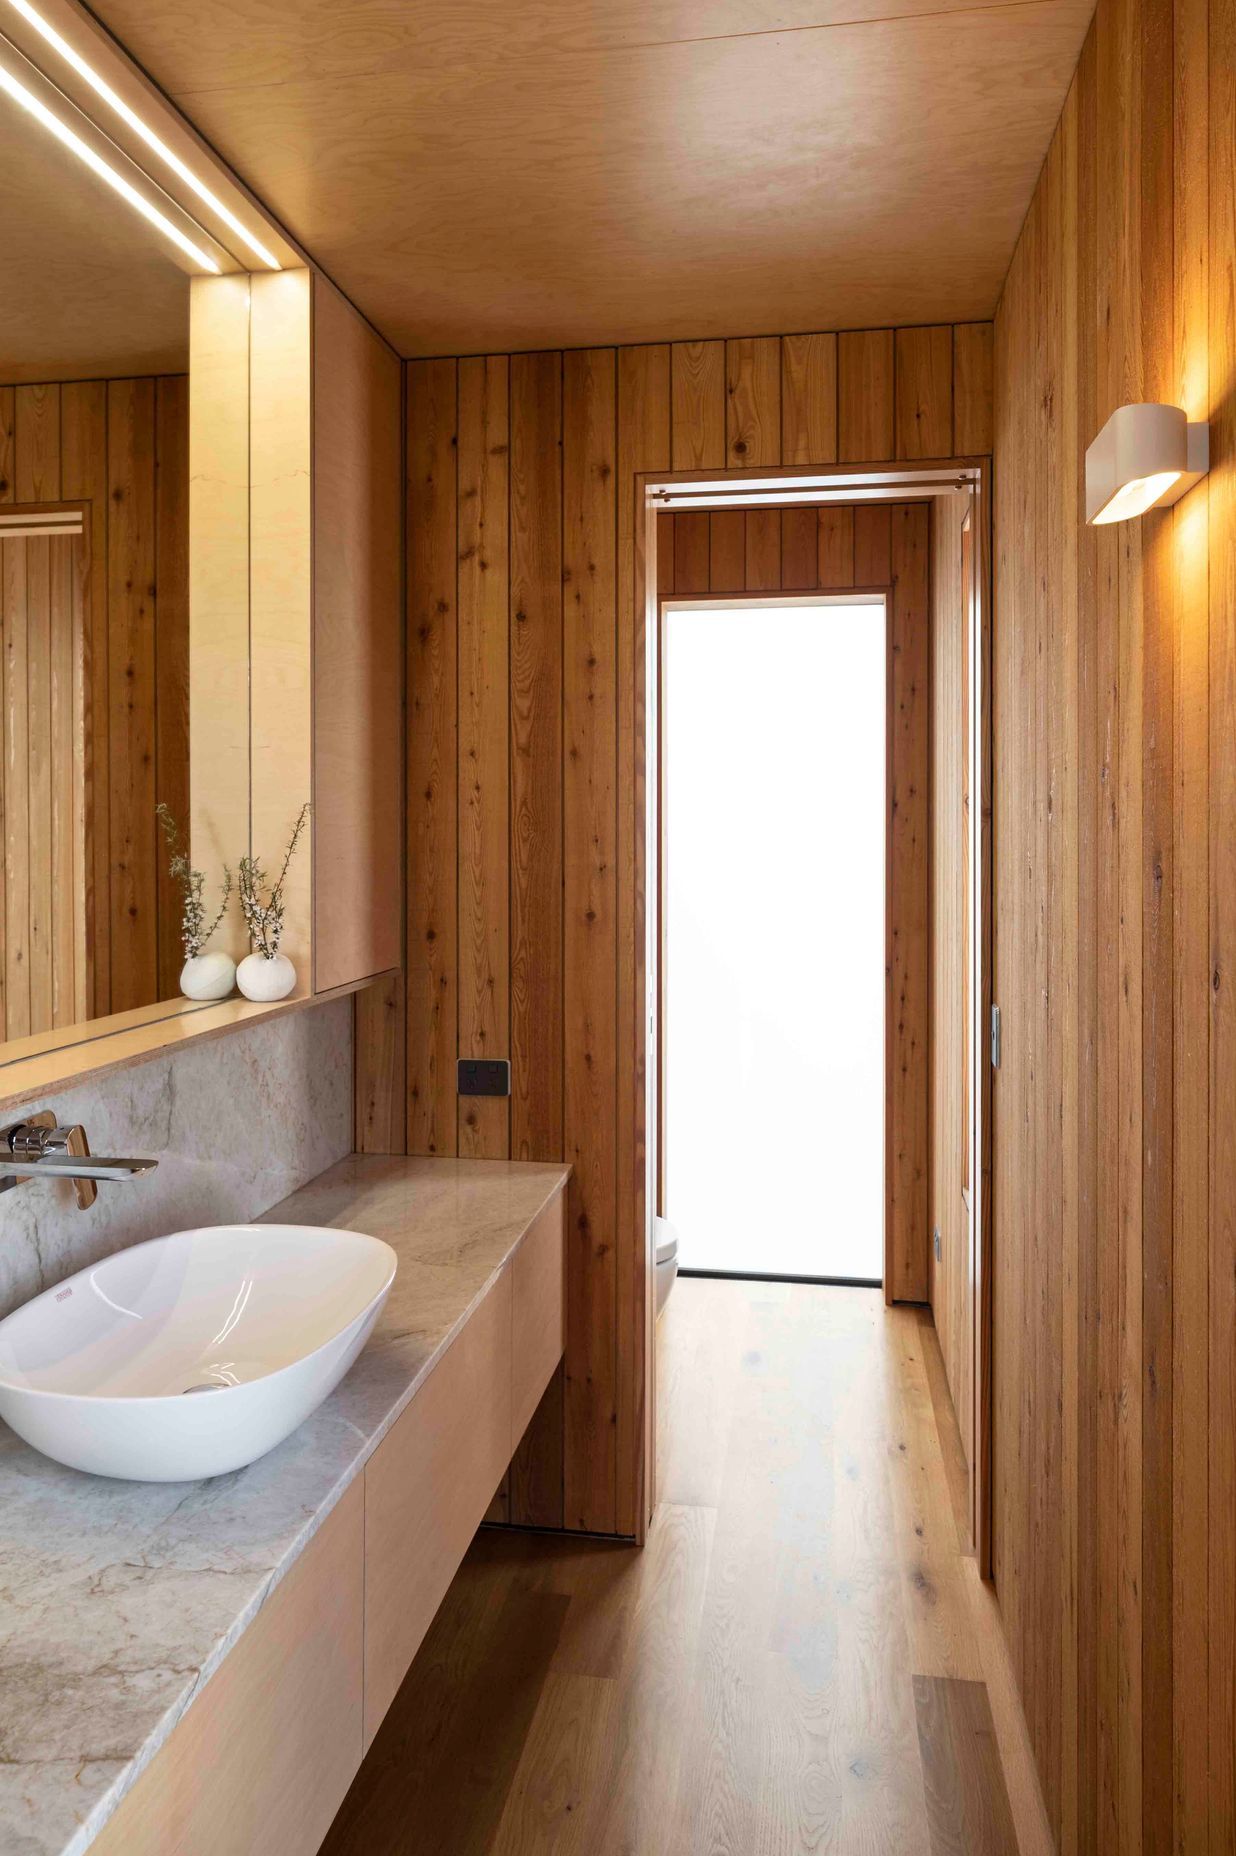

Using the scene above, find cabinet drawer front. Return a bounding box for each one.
[90,1478,365,1856]
[511,1190,565,1448]
[363,1269,513,1744]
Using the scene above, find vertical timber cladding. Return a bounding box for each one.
[990,0,1233,1840]
[403,321,991,1535]
[0,374,189,1032]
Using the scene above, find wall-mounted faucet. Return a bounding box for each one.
[0,1112,158,1210]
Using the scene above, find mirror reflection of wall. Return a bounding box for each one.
[0,37,191,1045]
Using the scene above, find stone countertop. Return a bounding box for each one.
[0,1155,570,1856]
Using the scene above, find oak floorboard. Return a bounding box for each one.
[321,1281,1049,1855]
[914,1675,1019,1856]
[322,1572,567,1856]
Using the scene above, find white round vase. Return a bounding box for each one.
[179,951,237,1001]
[236,952,297,1003]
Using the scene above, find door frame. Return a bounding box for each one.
[628,460,993,1565]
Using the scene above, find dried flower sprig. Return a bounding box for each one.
[238,803,310,960]
[156,804,232,961]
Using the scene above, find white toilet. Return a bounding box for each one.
[655,1216,679,1316]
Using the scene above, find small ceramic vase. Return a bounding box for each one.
[179,950,237,1001]
[236,951,297,1002]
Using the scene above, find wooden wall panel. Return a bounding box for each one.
[456,354,510,1159]
[614,341,670,1538]
[504,350,566,1529]
[16,383,60,501]
[354,972,406,1154]
[26,535,53,1032]
[780,506,817,589]
[402,318,989,1537]
[107,378,158,1014]
[562,348,618,1534]
[895,325,954,459]
[509,351,563,1167]
[818,506,855,586]
[60,383,107,1015]
[709,509,744,593]
[670,341,725,471]
[2,537,31,1036]
[155,376,189,1005]
[743,507,781,589]
[781,333,838,466]
[953,323,995,455]
[886,503,931,1303]
[48,537,81,1026]
[406,357,458,1156]
[724,337,780,468]
[838,329,895,462]
[990,0,1231,1840]
[0,373,187,1042]
[854,504,893,587]
[0,387,13,500]
[929,490,973,1480]
[672,511,709,595]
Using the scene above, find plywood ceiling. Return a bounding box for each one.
[0,93,188,382]
[91,0,1093,355]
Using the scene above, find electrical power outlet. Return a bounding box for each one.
[457,1058,511,1098]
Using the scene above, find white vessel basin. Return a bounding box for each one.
[0,1224,396,1481]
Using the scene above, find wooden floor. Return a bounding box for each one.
[321,1279,1054,1855]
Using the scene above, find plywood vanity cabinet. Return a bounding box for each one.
[363,1269,513,1744]
[510,1191,567,1447]
[365,1185,565,1742]
[84,1178,565,1856]
[89,1480,367,1856]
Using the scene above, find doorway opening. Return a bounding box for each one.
[659,595,886,1284]
[637,463,992,1564]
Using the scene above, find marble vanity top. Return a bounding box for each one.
[0,1155,570,1856]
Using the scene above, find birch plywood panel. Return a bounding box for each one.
[312,278,403,998]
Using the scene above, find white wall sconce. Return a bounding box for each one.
[1085,403,1209,524]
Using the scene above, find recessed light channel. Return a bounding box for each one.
[5,0,281,269]
[0,58,222,271]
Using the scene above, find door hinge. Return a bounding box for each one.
[991,1004,1002,1070]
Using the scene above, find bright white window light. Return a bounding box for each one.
[6,0,280,269]
[0,61,221,270]
[1085,402,1209,525]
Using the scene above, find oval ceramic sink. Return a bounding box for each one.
[0,1224,396,1481]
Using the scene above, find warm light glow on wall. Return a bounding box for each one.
[5,0,281,269]
[1085,403,1209,525]
[0,60,221,271]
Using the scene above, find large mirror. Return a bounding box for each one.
[0,5,317,1083]
[0,30,233,1066]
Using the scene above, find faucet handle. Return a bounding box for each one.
[51,1126,98,1212]
[11,1119,98,1210]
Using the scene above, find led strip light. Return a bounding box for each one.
[0,58,221,271]
[5,0,280,270]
